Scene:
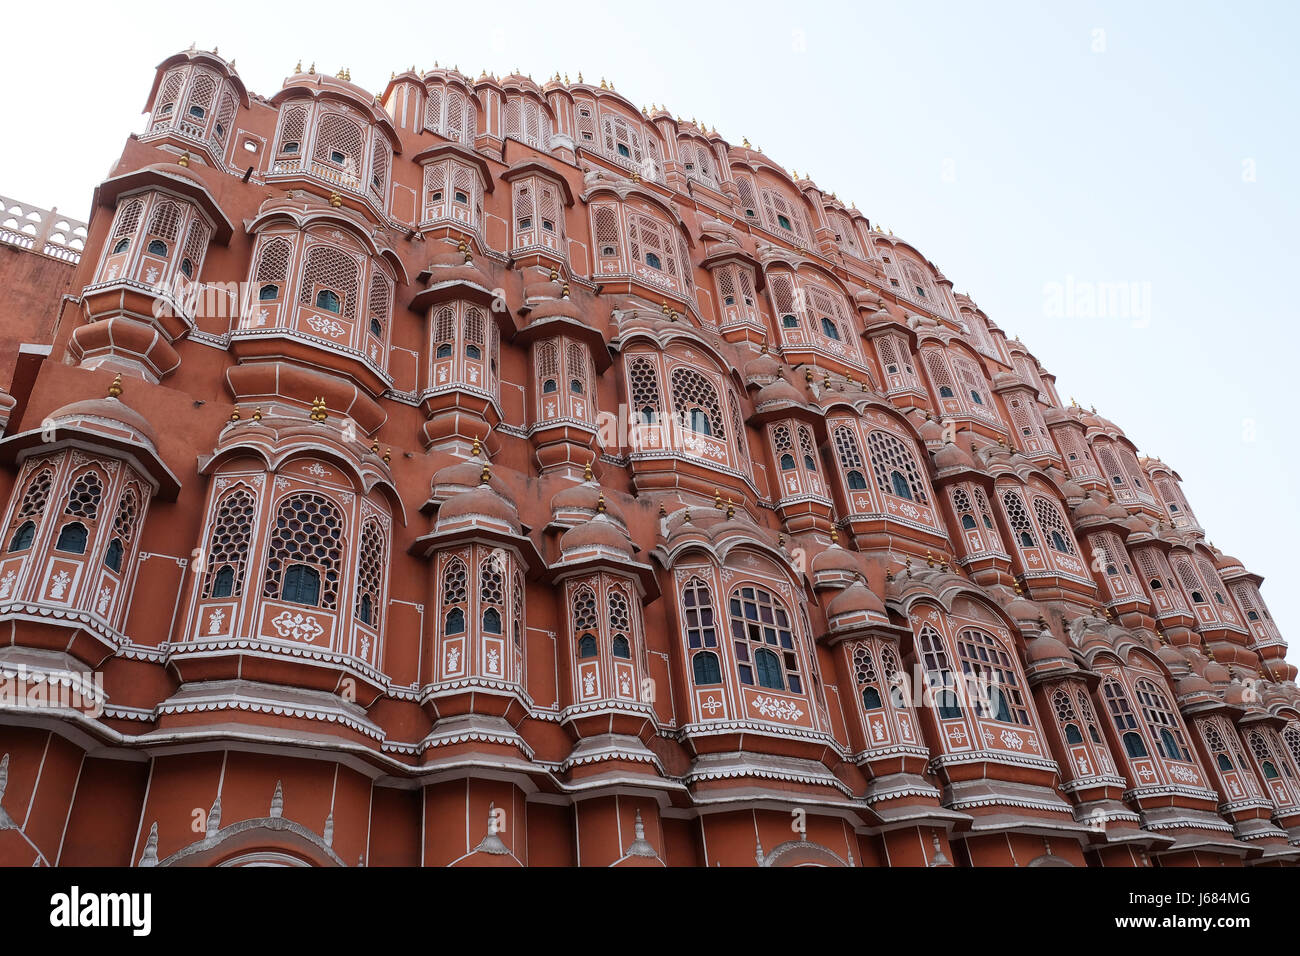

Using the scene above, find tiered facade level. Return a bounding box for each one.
[0,50,1296,868]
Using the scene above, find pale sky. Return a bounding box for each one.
[2,0,1296,666]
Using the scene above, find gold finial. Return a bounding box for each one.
[726,498,735,519]
[682,509,691,525]
[329,192,343,208]
[1012,578,1023,595]
[561,283,570,298]
[371,439,380,454]
[600,77,607,89]
[583,459,593,481]
[107,374,123,398]
[830,527,839,544]
[230,408,241,422]
[549,268,559,282]
[471,437,481,457]
[805,367,814,384]
[886,568,895,583]
[480,462,491,484]
[926,551,936,568]
[252,407,263,422]
[597,492,607,513]
[577,71,583,83]
[823,371,832,389]
[178,152,190,168]
[383,447,391,463]
[296,60,303,73]
[714,488,723,511]
[778,533,786,549]
[565,73,570,84]
[742,136,751,148]
[308,62,316,75]
[309,396,328,422]
[659,502,667,518]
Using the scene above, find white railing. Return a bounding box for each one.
[0,193,87,264]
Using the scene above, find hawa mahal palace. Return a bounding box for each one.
[0,48,1296,867]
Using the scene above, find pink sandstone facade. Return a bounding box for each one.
[0,49,1296,868]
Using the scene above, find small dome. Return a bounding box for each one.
[551,479,627,528]
[744,351,783,385]
[46,394,158,450]
[1157,643,1187,671]
[527,297,583,322]
[754,377,805,407]
[1072,495,1106,520]
[559,513,633,559]
[933,439,974,471]
[1121,514,1151,536]
[426,250,493,290]
[1204,658,1231,685]
[811,541,863,587]
[916,415,945,445]
[827,579,887,620]
[1026,629,1073,666]
[432,456,503,498]
[1175,671,1214,697]
[437,481,520,533]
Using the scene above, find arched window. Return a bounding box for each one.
[820,317,840,340]
[315,289,341,313]
[862,686,883,710]
[693,651,721,685]
[1103,679,1150,760]
[148,239,168,256]
[1001,490,1037,550]
[202,489,255,598]
[1135,678,1190,762]
[480,555,504,634]
[8,521,34,552]
[961,514,977,530]
[612,635,631,659]
[212,565,235,598]
[1033,497,1077,556]
[441,557,467,635]
[55,522,87,554]
[262,493,343,610]
[281,565,321,606]
[355,519,385,630]
[890,471,912,500]
[867,430,929,503]
[956,628,1030,725]
[113,239,130,254]
[728,585,801,693]
[939,385,954,398]
[1217,753,1233,772]
[645,252,662,270]
[670,367,724,442]
[754,648,784,690]
[918,625,961,719]
[847,471,867,490]
[104,538,124,572]
[682,577,718,649]
[1065,724,1084,744]
[578,635,598,658]
[1123,732,1148,758]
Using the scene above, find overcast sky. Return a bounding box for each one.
[2,0,1296,666]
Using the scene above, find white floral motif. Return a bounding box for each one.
[270,610,324,642]
[96,586,112,615]
[1169,764,1199,785]
[582,671,596,696]
[306,315,347,338]
[446,646,461,671]
[486,647,500,674]
[305,463,331,478]
[49,570,71,599]
[999,729,1024,751]
[0,570,15,599]
[750,694,804,722]
[207,608,226,635]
